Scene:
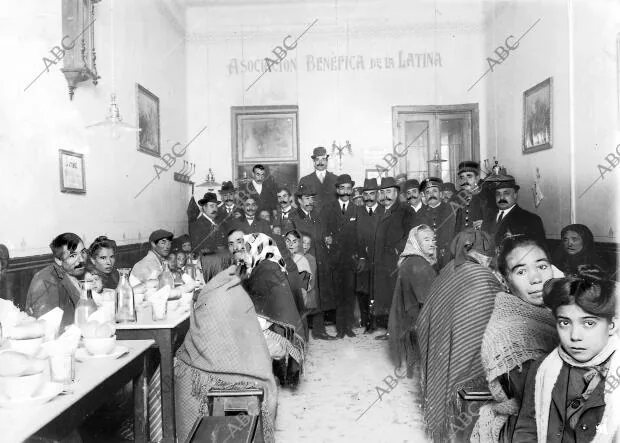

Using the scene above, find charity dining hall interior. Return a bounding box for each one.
[1,0,619,442]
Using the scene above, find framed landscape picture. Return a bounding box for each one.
[522,77,553,154]
[136,83,160,157]
[59,149,86,194]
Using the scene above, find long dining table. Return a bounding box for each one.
[115,304,191,443]
[1,339,153,443]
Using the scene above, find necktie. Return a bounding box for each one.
[368,208,373,216]
[497,211,504,224]
[342,203,346,214]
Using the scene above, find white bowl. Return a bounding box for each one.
[83,336,117,356]
[0,372,45,399]
[8,337,44,357]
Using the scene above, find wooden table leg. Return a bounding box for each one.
[158,330,176,443]
[134,355,148,443]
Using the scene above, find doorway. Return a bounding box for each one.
[392,104,480,183]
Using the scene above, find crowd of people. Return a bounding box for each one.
[0,144,618,442]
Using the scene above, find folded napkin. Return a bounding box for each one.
[0,299,30,337]
[56,325,81,352]
[39,308,63,341]
[151,285,170,306]
[87,309,108,323]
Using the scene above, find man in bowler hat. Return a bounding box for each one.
[189,192,226,256]
[298,146,339,213]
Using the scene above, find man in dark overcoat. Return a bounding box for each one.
[297,146,338,214]
[454,161,497,233]
[372,177,413,339]
[229,196,272,235]
[418,177,456,269]
[290,182,336,340]
[189,192,226,256]
[355,178,384,333]
[321,174,359,338]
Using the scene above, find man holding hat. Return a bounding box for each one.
[419,177,456,269]
[291,182,336,340]
[189,192,226,257]
[216,181,239,220]
[372,176,413,339]
[130,229,174,284]
[454,161,496,233]
[298,146,338,213]
[482,175,546,244]
[321,174,359,338]
[355,178,385,333]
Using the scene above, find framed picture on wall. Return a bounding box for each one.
[59,149,86,194]
[136,83,160,157]
[522,77,553,154]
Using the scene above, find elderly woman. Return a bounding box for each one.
[388,225,438,377]
[87,236,120,290]
[174,255,277,443]
[416,228,501,442]
[472,236,561,443]
[552,224,609,276]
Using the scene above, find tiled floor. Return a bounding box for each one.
[275,326,430,443]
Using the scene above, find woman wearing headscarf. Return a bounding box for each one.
[173,257,277,443]
[552,224,609,276]
[387,225,438,377]
[238,232,306,387]
[416,228,501,442]
[471,235,561,443]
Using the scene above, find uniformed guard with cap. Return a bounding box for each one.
[418,177,456,269]
[454,161,496,233]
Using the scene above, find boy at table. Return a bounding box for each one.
[130,229,174,284]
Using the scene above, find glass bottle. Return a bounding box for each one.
[75,282,98,327]
[115,268,136,323]
[158,261,175,290]
[184,260,196,281]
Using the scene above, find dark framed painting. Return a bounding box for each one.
[136,83,160,157]
[522,77,553,154]
[59,149,86,194]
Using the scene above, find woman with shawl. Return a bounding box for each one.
[233,231,306,387]
[388,225,438,377]
[174,260,277,443]
[552,224,609,276]
[416,228,501,442]
[472,235,562,443]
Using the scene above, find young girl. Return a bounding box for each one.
[513,265,619,442]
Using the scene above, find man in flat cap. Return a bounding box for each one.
[482,175,546,244]
[372,176,413,339]
[355,178,385,333]
[454,161,496,233]
[189,192,226,257]
[291,183,336,340]
[419,177,456,269]
[321,174,359,338]
[130,229,174,284]
[298,147,339,213]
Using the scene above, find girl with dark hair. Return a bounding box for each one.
[513,265,619,442]
[472,235,562,442]
[87,236,120,290]
[552,224,609,276]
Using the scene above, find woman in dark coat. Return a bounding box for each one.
[388,225,438,377]
[552,224,609,276]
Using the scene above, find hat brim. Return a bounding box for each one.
[495,184,520,191]
[198,198,221,205]
[335,181,355,187]
[458,167,480,175]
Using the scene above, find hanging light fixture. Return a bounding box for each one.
[85,0,139,140]
[427,150,447,176]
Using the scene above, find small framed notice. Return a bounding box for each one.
[59,149,86,194]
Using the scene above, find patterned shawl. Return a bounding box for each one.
[416,259,502,441]
[471,292,559,442]
[243,233,287,275]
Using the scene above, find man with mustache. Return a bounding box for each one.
[272,187,295,235]
[229,196,272,235]
[355,178,385,333]
[402,179,424,217]
[290,182,336,340]
[189,192,227,257]
[372,177,413,340]
[482,175,546,244]
[321,174,359,338]
[297,146,338,213]
[216,181,239,220]
[419,177,456,269]
[454,161,496,233]
[25,233,87,331]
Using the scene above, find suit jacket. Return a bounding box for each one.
[482,205,546,245]
[229,218,272,236]
[25,263,81,332]
[273,207,296,234]
[216,203,240,221]
[321,200,359,270]
[243,180,278,213]
[356,204,385,294]
[298,171,338,213]
[418,202,456,269]
[372,202,413,315]
[189,214,226,255]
